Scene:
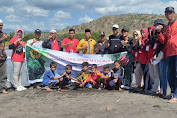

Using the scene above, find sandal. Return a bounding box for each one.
[167,98,177,103]
[58,88,67,92]
[44,87,53,91]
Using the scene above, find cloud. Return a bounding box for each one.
[3,21,46,32]
[5,15,25,23]
[51,11,72,21]
[78,15,94,23]
[94,0,177,15]
[1,0,177,32]
[50,23,70,30]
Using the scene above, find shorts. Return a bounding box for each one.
[109,80,116,86]
[84,83,98,88]
[43,79,59,86]
[62,78,71,86]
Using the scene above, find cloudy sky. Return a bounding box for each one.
[0,0,177,32]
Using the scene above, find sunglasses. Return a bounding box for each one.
[0,25,3,26]
[112,28,118,31]
[133,34,138,36]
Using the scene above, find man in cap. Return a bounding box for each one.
[42,29,62,51]
[77,29,96,54]
[94,32,109,54]
[105,24,123,54]
[27,29,43,48]
[121,28,132,53]
[157,6,177,103]
[27,29,44,89]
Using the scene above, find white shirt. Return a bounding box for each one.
[27,39,43,48]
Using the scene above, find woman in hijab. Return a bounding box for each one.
[9,29,26,91]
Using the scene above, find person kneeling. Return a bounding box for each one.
[85,64,102,90]
[109,60,124,91]
[42,62,61,91]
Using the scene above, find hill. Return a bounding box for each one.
[58,14,169,36]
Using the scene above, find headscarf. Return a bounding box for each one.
[14,28,24,39]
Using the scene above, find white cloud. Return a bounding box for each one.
[24,6,49,17]
[3,21,46,32]
[78,15,94,23]
[50,22,70,30]
[5,15,25,23]
[53,11,72,20]
[1,0,177,32]
[95,0,177,15]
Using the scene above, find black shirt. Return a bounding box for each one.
[94,41,108,54]
[108,34,122,54]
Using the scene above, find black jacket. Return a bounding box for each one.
[42,38,63,51]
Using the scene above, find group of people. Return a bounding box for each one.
[0,6,177,103]
[43,60,124,92]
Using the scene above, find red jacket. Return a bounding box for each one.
[133,50,140,61]
[139,28,148,64]
[147,26,158,63]
[158,19,177,57]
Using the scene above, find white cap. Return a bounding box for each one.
[50,29,57,33]
[112,24,119,29]
[0,19,3,23]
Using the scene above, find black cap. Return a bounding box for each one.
[121,28,129,32]
[85,29,91,33]
[165,7,175,12]
[34,29,41,34]
[154,19,164,26]
[99,31,105,36]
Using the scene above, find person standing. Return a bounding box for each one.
[157,7,177,103]
[27,29,43,89]
[42,29,63,51]
[106,24,122,54]
[9,29,26,91]
[77,29,96,54]
[152,19,168,98]
[94,32,109,54]
[0,19,8,94]
[61,28,79,53]
[27,29,43,48]
[121,28,133,87]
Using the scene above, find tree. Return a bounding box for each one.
[23,33,34,41]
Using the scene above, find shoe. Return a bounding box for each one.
[16,86,23,91]
[20,86,27,90]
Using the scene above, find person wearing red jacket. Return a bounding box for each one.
[139,28,148,90]
[157,7,177,103]
[152,19,168,98]
[147,26,160,95]
[132,30,143,90]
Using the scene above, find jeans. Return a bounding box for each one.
[158,59,167,95]
[167,55,177,98]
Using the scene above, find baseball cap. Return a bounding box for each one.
[112,24,119,29]
[154,19,164,26]
[99,31,105,36]
[0,19,2,23]
[121,28,129,32]
[165,6,175,12]
[34,29,41,34]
